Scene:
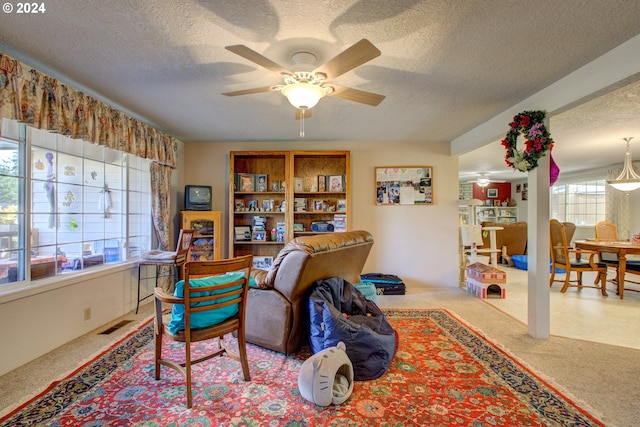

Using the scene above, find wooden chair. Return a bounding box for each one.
[595,220,618,241]
[153,255,253,408]
[550,219,608,296]
[563,222,576,245]
[623,263,640,290]
[593,220,620,282]
[137,229,195,313]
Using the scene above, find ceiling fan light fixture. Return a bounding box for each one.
[281,82,328,110]
[476,178,490,187]
[606,137,640,192]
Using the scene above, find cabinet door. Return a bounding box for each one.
[181,211,221,261]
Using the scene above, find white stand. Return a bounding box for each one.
[482,226,503,267]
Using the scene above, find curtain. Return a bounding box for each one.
[150,162,174,292]
[1,51,182,290]
[0,51,178,168]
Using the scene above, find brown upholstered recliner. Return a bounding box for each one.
[246,230,374,355]
[481,221,527,265]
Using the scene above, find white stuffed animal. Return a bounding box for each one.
[298,342,354,406]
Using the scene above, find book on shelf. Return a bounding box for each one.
[294,197,307,212]
[333,213,347,232]
[276,221,286,242]
[252,215,266,231]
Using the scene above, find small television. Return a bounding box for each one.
[185,185,212,211]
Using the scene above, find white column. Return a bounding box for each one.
[527,153,550,338]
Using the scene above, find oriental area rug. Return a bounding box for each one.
[0,309,604,426]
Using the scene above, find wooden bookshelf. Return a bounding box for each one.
[229,150,350,259]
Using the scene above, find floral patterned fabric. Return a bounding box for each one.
[150,162,173,292]
[0,51,178,168]
[0,309,605,426]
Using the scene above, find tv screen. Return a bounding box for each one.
[185,185,212,210]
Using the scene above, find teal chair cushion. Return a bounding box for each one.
[167,272,255,335]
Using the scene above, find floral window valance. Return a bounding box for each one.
[0,51,178,168]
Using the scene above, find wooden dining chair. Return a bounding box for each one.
[550,219,608,295]
[153,255,253,408]
[595,220,618,241]
[592,220,640,288]
[563,222,576,245]
[623,263,640,288]
[594,220,619,277]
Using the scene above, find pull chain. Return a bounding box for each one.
[299,108,306,138]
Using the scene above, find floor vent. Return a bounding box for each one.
[99,320,133,335]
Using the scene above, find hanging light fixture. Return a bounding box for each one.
[281,82,328,110]
[607,137,640,192]
[476,177,490,188]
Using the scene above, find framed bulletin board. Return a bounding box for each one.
[375,166,433,205]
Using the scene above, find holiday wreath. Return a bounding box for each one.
[501,110,554,172]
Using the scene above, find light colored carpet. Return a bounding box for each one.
[1,279,639,426]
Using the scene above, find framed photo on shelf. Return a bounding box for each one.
[234,199,245,211]
[256,174,267,192]
[318,175,326,192]
[234,226,252,241]
[487,188,498,198]
[294,177,304,192]
[252,230,266,241]
[271,180,280,192]
[247,199,258,211]
[313,199,324,211]
[337,199,347,212]
[239,174,255,192]
[252,256,273,269]
[328,175,344,192]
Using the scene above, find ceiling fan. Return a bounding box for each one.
[222,39,386,120]
[463,173,506,188]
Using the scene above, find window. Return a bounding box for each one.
[550,179,605,226]
[0,119,151,287]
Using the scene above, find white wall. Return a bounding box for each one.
[183,140,460,289]
[0,265,139,375]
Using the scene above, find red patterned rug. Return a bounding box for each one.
[0,309,604,426]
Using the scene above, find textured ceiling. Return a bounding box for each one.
[1,0,640,179]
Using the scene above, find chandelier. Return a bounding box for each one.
[476,177,490,188]
[607,137,640,192]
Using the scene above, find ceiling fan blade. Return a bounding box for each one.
[313,39,381,80]
[225,45,292,75]
[328,85,385,106]
[295,109,312,120]
[221,86,275,97]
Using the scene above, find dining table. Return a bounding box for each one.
[574,239,640,299]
